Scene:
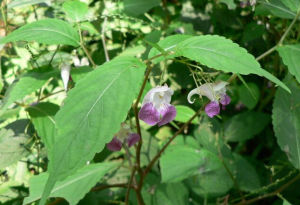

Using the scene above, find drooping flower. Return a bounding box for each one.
[188,81,231,118]
[139,84,176,126]
[73,56,89,67]
[106,123,140,151]
[61,63,71,91]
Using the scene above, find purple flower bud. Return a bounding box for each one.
[205,101,220,118]
[106,137,122,151]
[220,94,231,106]
[127,133,140,147]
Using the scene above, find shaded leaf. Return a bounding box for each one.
[26,102,59,153]
[124,0,160,16]
[7,0,50,8]
[277,45,300,84]
[273,75,300,169]
[238,83,260,109]
[224,111,270,142]
[256,0,297,19]
[2,69,58,110]
[0,129,29,169]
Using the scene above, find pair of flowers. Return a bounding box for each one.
[107,82,230,151]
[139,81,231,122]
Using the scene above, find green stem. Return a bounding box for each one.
[77,24,96,67]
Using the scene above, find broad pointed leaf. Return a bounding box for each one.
[39,57,146,204]
[24,162,118,205]
[0,19,80,46]
[175,35,290,92]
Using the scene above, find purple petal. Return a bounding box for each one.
[205,101,220,118]
[127,133,140,147]
[138,103,160,126]
[220,94,231,106]
[106,137,122,151]
[158,104,177,126]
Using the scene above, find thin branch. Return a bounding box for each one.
[39,90,64,101]
[134,65,153,169]
[125,166,137,205]
[101,17,110,62]
[234,173,300,205]
[77,24,96,67]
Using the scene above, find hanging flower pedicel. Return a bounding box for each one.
[139,84,176,126]
[188,81,231,118]
[106,123,140,151]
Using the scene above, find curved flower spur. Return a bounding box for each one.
[188,81,231,118]
[138,84,177,126]
[106,123,140,151]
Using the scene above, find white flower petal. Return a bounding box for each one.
[142,85,173,107]
[80,57,89,66]
[73,56,81,67]
[61,64,71,91]
[188,81,228,103]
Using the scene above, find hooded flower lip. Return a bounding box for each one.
[106,123,140,151]
[139,85,176,126]
[61,63,71,91]
[188,81,231,118]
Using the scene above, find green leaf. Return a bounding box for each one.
[256,0,297,19]
[0,19,80,47]
[238,83,260,109]
[141,178,189,205]
[273,75,300,169]
[148,34,192,63]
[124,0,160,16]
[71,66,93,83]
[160,145,225,183]
[26,103,59,154]
[7,0,50,8]
[194,117,232,157]
[232,154,261,191]
[174,105,198,124]
[0,128,29,169]
[39,57,146,204]
[277,45,300,84]
[63,0,89,22]
[23,162,118,205]
[175,35,290,92]
[220,0,236,9]
[2,69,58,110]
[281,0,300,12]
[224,111,270,142]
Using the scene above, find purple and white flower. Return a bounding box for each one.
[106,123,140,151]
[188,81,231,118]
[139,84,176,126]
